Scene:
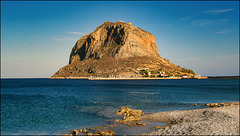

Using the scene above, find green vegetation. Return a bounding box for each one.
[140,69,148,74]
[151,70,157,74]
[181,68,195,75]
[164,71,172,77]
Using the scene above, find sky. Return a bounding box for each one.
[1,1,239,78]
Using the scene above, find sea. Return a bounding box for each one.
[1,78,239,135]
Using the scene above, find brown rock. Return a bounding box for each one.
[72,130,78,136]
[114,106,147,127]
[108,124,116,127]
[87,133,93,136]
[115,106,144,122]
[206,103,211,106]
[51,21,195,78]
[114,119,121,123]
[136,122,146,126]
[93,130,101,134]
[62,134,72,136]
[128,123,133,127]
[80,128,88,134]
[153,125,165,129]
[100,130,115,135]
[69,21,160,64]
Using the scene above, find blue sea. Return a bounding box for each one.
[1,78,239,135]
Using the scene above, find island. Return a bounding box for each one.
[51,21,200,79]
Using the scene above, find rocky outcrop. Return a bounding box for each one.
[51,21,195,78]
[115,106,146,127]
[69,21,160,64]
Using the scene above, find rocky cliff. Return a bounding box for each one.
[51,21,195,78]
[69,21,160,64]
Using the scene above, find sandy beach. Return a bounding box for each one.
[141,101,239,135]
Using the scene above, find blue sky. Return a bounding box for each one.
[1,1,239,78]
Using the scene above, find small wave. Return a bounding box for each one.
[130,92,155,95]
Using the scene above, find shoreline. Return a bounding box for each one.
[50,76,240,80]
[50,77,209,80]
[141,101,239,135]
[63,101,239,135]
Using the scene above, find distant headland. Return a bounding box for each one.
[51,21,199,79]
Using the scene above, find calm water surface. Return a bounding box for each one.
[1,79,239,134]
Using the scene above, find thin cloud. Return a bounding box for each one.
[214,30,230,34]
[203,8,234,14]
[192,19,228,26]
[53,37,77,41]
[66,32,86,35]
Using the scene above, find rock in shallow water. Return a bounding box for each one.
[115,106,146,126]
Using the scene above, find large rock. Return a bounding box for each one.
[69,21,160,64]
[51,21,195,78]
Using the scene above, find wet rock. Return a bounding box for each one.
[92,130,114,136]
[206,103,211,106]
[62,134,72,136]
[128,123,133,127]
[72,130,78,136]
[136,122,146,126]
[108,124,116,127]
[114,119,121,123]
[115,106,145,127]
[100,130,115,135]
[80,128,88,134]
[153,125,165,129]
[86,133,93,136]
[116,106,144,121]
[194,104,197,106]
[93,130,101,134]
[219,103,225,106]
[205,102,235,108]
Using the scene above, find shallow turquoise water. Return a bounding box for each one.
[1,79,239,134]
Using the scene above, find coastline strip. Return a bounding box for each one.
[50,77,210,80]
[141,101,240,135]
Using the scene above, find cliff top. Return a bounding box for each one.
[93,20,153,35]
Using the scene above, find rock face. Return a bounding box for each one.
[69,21,160,64]
[51,21,195,78]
